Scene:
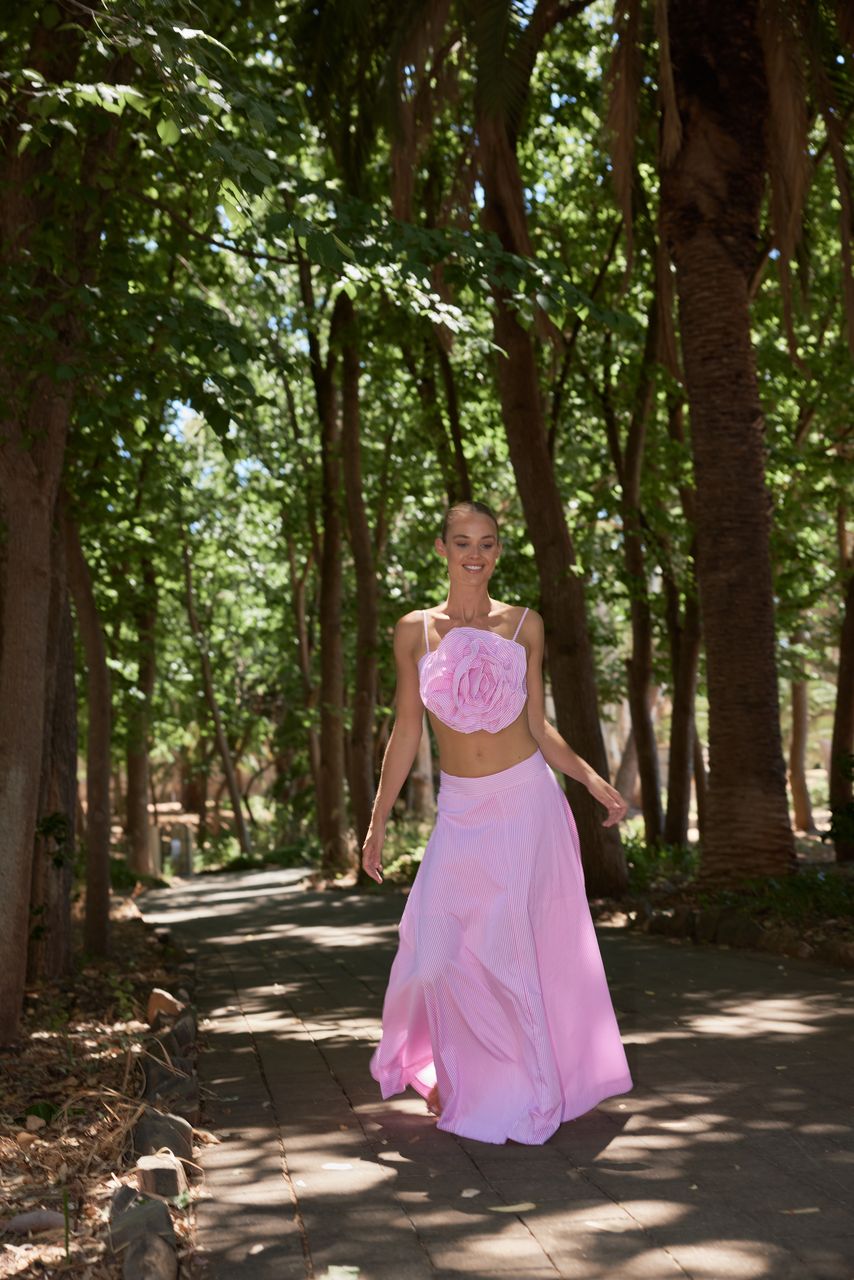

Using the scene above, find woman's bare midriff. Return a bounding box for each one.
[427,706,539,777]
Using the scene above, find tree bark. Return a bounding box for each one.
[338,295,379,869]
[664,589,702,846]
[693,728,707,841]
[661,0,795,882]
[408,715,436,817]
[478,109,627,896]
[181,535,252,857]
[126,554,158,874]
[829,559,854,861]
[600,291,664,844]
[0,8,122,1039]
[65,512,112,956]
[789,678,816,834]
[27,541,76,984]
[615,727,639,805]
[285,533,321,793]
[297,254,350,877]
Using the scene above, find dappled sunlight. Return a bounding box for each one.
[134,869,854,1279]
[687,996,824,1038]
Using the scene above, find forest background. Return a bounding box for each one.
[0,0,852,1043]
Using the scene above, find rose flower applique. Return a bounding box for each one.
[420,630,527,733]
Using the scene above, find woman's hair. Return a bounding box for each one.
[440,500,500,542]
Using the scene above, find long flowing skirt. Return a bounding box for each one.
[369,748,633,1145]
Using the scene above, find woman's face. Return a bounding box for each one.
[436,514,500,583]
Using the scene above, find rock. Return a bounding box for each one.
[141,1050,193,1096]
[647,909,673,935]
[110,1192,175,1252]
[122,1230,178,1280]
[757,923,800,954]
[147,1075,201,1126]
[171,1010,196,1051]
[15,1130,38,1149]
[817,938,854,969]
[695,908,722,944]
[132,1108,194,1165]
[153,1029,182,1060]
[25,1113,47,1131]
[147,989,182,1024]
[136,1152,188,1198]
[3,1209,66,1234]
[714,910,764,950]
[152,928,171,946]
[112,1185,138,1217]
[664,905,696,938]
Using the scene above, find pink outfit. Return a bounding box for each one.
[418,608,529,734]
[370,616,633,1145]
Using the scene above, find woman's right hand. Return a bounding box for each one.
[361,819,386,883]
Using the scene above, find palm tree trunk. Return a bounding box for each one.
[662,0,795,882]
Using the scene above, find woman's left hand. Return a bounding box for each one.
[587,776,629,827]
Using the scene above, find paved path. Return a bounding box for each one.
[139,869,854,1280]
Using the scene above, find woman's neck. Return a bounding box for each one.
[441,587,494,624]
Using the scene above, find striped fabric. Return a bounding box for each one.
[370,747,633,1145]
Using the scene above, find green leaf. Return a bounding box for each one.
[156,118,180,146]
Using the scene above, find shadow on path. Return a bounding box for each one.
[139,869,854,1280]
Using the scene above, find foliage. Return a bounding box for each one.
[2,0,851,892]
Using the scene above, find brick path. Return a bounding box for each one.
[139,868,854,1280]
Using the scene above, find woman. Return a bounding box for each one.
[362,500,633,1145]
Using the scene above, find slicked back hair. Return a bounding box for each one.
[440,501,500,543]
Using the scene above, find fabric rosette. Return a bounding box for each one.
[424,630,526,733]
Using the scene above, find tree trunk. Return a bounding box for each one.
[65,512,112,956]
[598,289,665,843]
[181,536,252,857]
[693,729,707,841]
[0,10,120,1040]
[126,555,158,874]
[285,534,322,794]
[28,541,76,984]
[408,715,436,817]
[478,110,627,896]
[615,727,639,806]
[339,295,379,875]
[829,561,854,861]
[661,0,795,883]
[789,679,816,834]
[664,590,702,846]
[434,338,471,502]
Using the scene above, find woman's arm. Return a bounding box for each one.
[523,610,628,827]
[362,615,426,880]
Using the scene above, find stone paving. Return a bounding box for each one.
[138,868,854,1280]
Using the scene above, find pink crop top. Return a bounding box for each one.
[418,607,529,734]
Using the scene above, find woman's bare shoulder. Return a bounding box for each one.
[392,609,427,657]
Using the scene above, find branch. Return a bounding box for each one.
[136,192,298,267]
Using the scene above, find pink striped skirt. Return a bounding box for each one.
[370,748,633,1144]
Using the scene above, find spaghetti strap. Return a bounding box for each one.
[422,609,430,656]
[511,606,529,642]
